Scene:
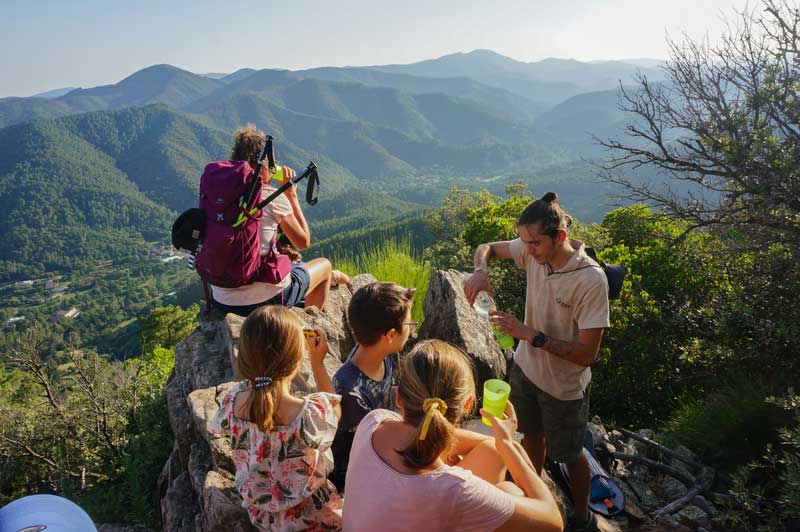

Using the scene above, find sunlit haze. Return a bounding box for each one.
[2,0,746,97]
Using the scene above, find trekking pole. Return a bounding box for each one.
[232,162,319,228]
[256,161,318,209]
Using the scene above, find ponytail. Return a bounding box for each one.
[398,340,475,469]
[402,398,454,468]
[248,384,280,432]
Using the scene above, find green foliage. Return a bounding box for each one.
[334,238,430,325]
[138,304,199,354]
[0,305,186,526]
[666,378,788,470]
[718,393,800,532]
[590,206,735,425]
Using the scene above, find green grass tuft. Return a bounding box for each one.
[334,237,430,324]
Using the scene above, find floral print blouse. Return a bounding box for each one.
[209,382,343,531]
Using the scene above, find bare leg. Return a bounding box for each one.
[300,258,332,310]
[522,433,547,475]
[454,439,507,484]
[566,452,591,519]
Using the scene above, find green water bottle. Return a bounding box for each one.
[473,292,516,350]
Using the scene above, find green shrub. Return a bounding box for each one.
[334,237,430,324]
[717,393,800,532]
[665,377,789,471]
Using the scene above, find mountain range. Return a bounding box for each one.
[0,49,661,346]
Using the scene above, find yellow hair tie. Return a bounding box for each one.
[419,398,448,441]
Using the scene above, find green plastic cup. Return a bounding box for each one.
[482,379,511,427]
[271,165,285,183]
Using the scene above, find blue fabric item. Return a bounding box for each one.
[329,347,394,491]
[590,475,616,502]
[0,494,97,532]
[555,431,626,517]
[211,264,311,317]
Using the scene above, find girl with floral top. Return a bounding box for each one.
[210,305,342,532]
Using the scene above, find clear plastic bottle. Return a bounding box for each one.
[473,291,516,349]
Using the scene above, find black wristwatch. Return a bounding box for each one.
[531,331,549,348]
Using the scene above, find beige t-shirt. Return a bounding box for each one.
[210,184,293,306]
[509,238,610,401]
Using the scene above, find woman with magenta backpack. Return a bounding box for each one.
[209,124,350,317]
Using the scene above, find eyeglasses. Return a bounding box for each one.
[402,321,419,334]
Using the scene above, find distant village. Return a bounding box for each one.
[4,247,185,326]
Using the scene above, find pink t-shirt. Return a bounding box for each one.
[342,409,515,532]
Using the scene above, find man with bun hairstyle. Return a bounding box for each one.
[464,192,610,532]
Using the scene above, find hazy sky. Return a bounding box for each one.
[2,0,746,98]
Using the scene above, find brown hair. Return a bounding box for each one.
[230,123,266,169]
[236,305,305,432]
[397,340,475,468]
[517,191,573,238]
[347,282,415,346]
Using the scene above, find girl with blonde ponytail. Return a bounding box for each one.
[210,305,343,531]
[342,340,563,532]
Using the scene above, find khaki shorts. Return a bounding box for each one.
[508,363,589,463]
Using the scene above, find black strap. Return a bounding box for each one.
[306,166,319,205]
[254,162,318,211]
[546,264,603,277]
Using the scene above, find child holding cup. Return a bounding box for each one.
[342,339,562,532]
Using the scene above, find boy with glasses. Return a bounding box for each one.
[329,282,416,491]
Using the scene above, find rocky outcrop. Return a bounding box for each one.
[158,271,718,532]
[417,269,510,392]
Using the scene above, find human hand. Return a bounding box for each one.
[305,327,328,364]
[281,166,298,199]
[489,310,532,340]
[480,401,518,448]
[463,270,493,306]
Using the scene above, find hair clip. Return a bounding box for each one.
[252,376,273,389]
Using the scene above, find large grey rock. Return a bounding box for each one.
[201,470,258,532]
[292,307,345,390]
[188,441,213,498]
[417,269,507,393]
[675,504,709,527]
[160,472,199,532]
[167,310,234,469]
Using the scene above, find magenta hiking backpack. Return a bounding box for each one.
[171,134,320,311]
[194,160,291,289]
